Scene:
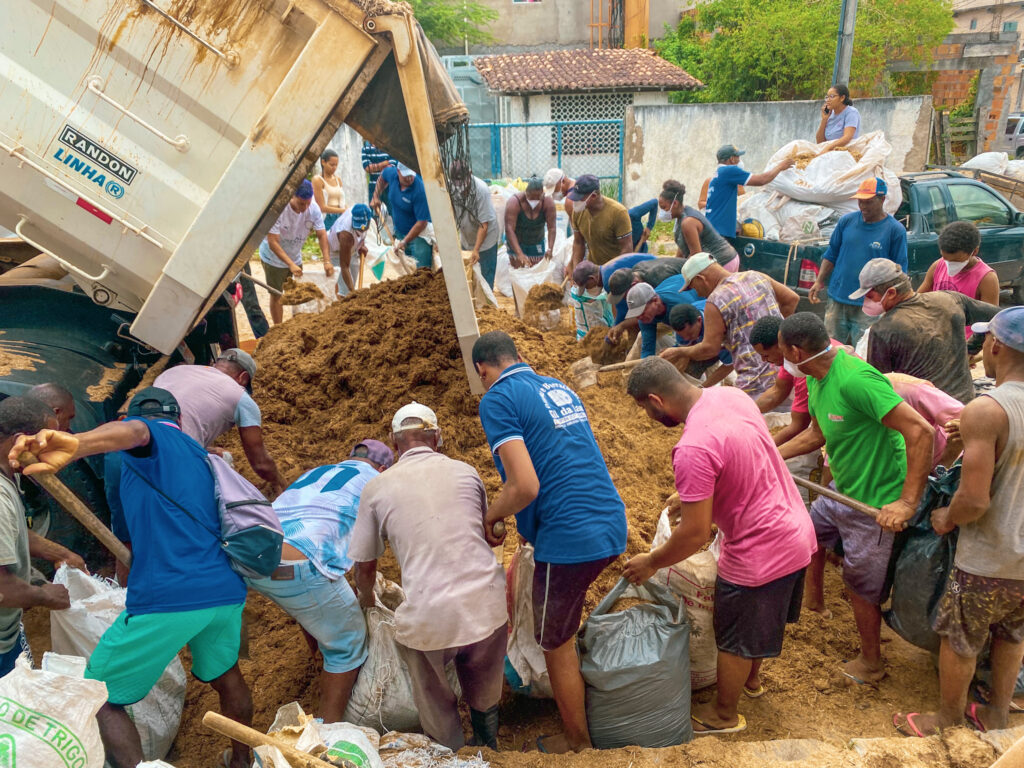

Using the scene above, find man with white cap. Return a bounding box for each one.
[543,167,577,226]
[371,161,433,269]
[259,179,332,325]
[853,257,998,404]
[248,438,393,723]
[155,349,284,494]
[895,306,1024,736]
[661,253,798,398]
[328,203,374,297]
[350,403,506,751]
[807,176,908,345]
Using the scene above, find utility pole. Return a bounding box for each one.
[833,0,858,86]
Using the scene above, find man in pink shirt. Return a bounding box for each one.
[623,357,817,736]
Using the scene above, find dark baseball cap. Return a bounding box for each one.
[350,439,394,470]
[567,174,600,201]
[127,387,181,420]
[716,144,745,162]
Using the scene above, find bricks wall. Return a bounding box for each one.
[925,53,1017,151]
[982,54,1020,149]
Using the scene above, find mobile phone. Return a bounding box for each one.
[823,105,831,115]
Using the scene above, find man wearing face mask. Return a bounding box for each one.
[449,162,499,288]
[569,262,615,341]
[777,313,934,686]
[568,175,634,270]
[704,145,794,238]
[505,177,557,268]
[808,177,908,346]
[853,258,998,404]
[622,357,816,735]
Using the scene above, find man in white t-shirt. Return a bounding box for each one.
[258,179,332,324]
[350,403,507,751]
[328,204,372,297]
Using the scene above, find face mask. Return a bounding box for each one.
[862,296,886,317]
[783,345,832,378]
[552,190,564,202]
[575,193,592,208]
[527,199,541,209]
[657,207,673,222]
[943,258,970,277]
[586,286,604,298]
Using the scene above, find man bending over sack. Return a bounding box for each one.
[473,331,627,753]
[11,388,253,768]
[350,403,506,751]
[623,357,816,735]
[248,439,394,723]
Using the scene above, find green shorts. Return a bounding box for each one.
[86,602,244,705]
[261,262,292,292]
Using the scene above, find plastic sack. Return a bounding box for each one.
[962,151,1009,175]
[504,545,553,698]
[0,655,107,768]
[580,578,693,748]
[737,192,781,240]
[464,260,497,310]
[493,246,513,297]
[649,508,719,690]
[343,576,460,732]
[883,462,961,652]
[1005,159,1024,181]
[49,565,186,762]
[509,258,564,318]
[291,273,338,315]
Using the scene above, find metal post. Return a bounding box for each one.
[832,0,858,86]
[556,123,564,169]
[617,120,625,202]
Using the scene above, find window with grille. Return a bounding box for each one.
[1004,21,1018,32]
[551,92,633,156]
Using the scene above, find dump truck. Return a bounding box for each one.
[0,0,482,563]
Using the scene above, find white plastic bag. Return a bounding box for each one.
[962,151,1009,175]
[0,655,107,768]
[493,246,513,297]
[509,259,564,318]
[50,565,186,762]
[1005,159,1024,181]
[465,261,497,310]
[650,508,719,690]
[291,273,337,315]
[504,545,553,698]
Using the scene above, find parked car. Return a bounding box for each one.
[730,171,1024,311]
[999,112,1024,158]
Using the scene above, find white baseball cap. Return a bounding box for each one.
[396,162,416,178]
[680,252,716,289]
[543,168,565,195]
[391,401,439,433]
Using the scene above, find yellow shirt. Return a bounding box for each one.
[572,197,632,265]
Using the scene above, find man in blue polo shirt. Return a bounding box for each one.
[704,144,794,237]
[624,274,701,358]
[371,162,433,269]
[808,177,908,345]
[11,388,253,768]
[473,331,626,755]
[668,302,735,386]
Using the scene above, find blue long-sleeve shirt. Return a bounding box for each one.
[628,199,659,249]
[822,212,908,306]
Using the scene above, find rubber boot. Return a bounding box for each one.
[468,705,499,750]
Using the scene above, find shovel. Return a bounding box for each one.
[570,356,702,391]
[789,474,880,520]
[202,712,335,768]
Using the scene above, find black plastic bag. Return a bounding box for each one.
[883,462,961,653]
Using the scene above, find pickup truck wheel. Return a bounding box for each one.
[1013,284,1024,305]
[1017,148,1024,159]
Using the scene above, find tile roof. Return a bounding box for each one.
[473,48,704,95]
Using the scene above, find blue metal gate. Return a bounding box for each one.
[467,120,626,202]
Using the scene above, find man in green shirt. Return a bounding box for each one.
[778,313,933,687]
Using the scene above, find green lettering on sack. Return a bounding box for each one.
[325,740,370,768]
[0,734,14,768]
[0,697,87,768]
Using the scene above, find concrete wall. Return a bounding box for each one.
[622,96,933,209]
[326,123,368,206]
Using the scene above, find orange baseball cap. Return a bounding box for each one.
[852,176,888,199]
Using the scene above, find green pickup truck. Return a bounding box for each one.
[731,170,1024,308]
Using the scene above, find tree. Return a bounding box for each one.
[654,0,953,103]
[410,0,498,47]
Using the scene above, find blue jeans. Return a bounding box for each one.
[477,243,499,288]
[248,561,368,673]
[824,298,877,347]
[0,626,32,678]
[396,230,434,269]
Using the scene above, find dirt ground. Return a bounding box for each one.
[21,270,1015,767]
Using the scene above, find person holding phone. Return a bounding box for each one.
[816,84,861,154]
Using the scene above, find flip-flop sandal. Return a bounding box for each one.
[692,713,747,735]
[743,683,767,698]
[965,702,987,732]
[893,712,930,738]
[972,683,1024,713]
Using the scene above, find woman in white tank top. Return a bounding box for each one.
[314,148,346,229]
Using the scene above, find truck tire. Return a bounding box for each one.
[1013,283,1024,305]
[1017,148,1024,159]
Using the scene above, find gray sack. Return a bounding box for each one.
[580,577,693,748]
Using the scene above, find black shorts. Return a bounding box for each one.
[714,568,805,659]
[532,555,618,651]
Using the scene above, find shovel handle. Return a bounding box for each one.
[21,452,132,566]
[236,268,283,297]
[790,474,880,520]
[597,358,646,373]
[202,712,334,768]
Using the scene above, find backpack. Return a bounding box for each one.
[126,454,283,579]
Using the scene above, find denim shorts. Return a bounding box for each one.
[248,561,368,673]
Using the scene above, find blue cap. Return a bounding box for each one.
[972,306,1024,352]
[295,179,314,199]
[350,204,372,231]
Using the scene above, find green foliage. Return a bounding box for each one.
[949,71,980,118]
[655,0,953,103]
[410,0,498,46]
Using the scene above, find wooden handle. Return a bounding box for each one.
[357,251,366,289]
[791,475,880,520]
[21,452,132,566]
[202,712,335,768]
[597,358,646,373]
[237,268,283,297]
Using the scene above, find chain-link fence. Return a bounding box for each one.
[467,120,625,200]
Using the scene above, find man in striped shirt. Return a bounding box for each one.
[362,141,393,204]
